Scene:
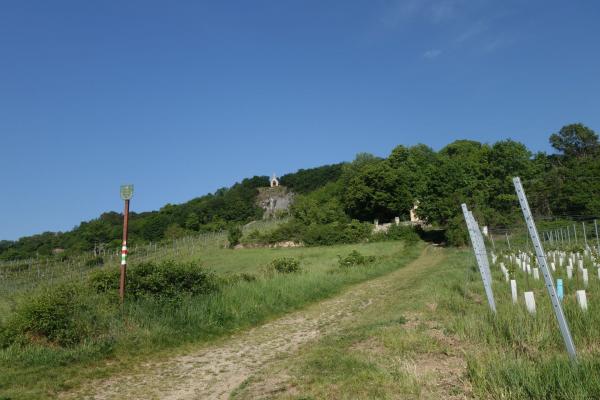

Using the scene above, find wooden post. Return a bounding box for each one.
[119,184,134,303]
[119,199,130,303]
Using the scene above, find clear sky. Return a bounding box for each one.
[1,0,599,240]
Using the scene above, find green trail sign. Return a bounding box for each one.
[120,184,134,200]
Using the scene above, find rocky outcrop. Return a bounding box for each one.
[256,186,294,219]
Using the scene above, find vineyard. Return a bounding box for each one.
[0,232,227,295]
[463,176,600,366]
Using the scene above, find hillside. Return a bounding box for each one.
[0,164,344,260]
[2,123,599,261]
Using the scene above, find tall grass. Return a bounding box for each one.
[432,248,600,399]
[0,241,421,399]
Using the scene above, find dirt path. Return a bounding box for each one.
[68,246,451,400]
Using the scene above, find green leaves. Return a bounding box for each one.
[550,123,599,158]
[343,158,413,222]
[227,225,243,248]
[89,261,218,300]
[270,257,301,274]
[2,284,100,347]
[337,250,376,268]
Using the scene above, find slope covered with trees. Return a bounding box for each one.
[1,123,599,259]
[0,165,343,260]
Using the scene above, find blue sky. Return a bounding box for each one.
[1,1,599,240]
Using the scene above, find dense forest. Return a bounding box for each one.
[1,123,598,259]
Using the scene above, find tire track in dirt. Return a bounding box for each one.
[66,246,445,400]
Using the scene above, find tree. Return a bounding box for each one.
[388,144,437,202]
[550,123,599,158]
[543,155,600,217]
[164,224,187,240]
[184,212,200,231]
[141,214,169,241]
[419,140,492,226]
[280,163,345,193]
[343,161,413,221]
[339,153,382,188]
[486,140,533,225]
[291,195,347,225]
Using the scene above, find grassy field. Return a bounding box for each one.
[0,240,421,399]
[231,247,600,399]
[5,226,600,399]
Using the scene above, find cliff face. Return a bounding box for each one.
[256,186,294,219]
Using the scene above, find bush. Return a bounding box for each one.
[265,221,304,244]
[270,257,301,273]
[89,261,218,299]
[302,221,371,246]
[2,284,100,347]
[383,224,420,243]
[302,223,343,246]
[244,220,372,247]
[244,229,262,243]
[338,250,376,268]
[445,215,469,246]
[339,220,373,243]
[228,225,243,248]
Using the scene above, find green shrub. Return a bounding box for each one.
[2,284,100,347]
[228,225,243,248]
[243,229,262,243]
[337,250,376,268]
[445,215,469,246]
[383,224,420,243]
[339,220,373,243]
[302,221,371,246]
[88,267,118,293]
[270,257,301,273]
[89,261,218,299]
[260,220,371,247]
[302,223,343,246]
[265,221,304,244]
